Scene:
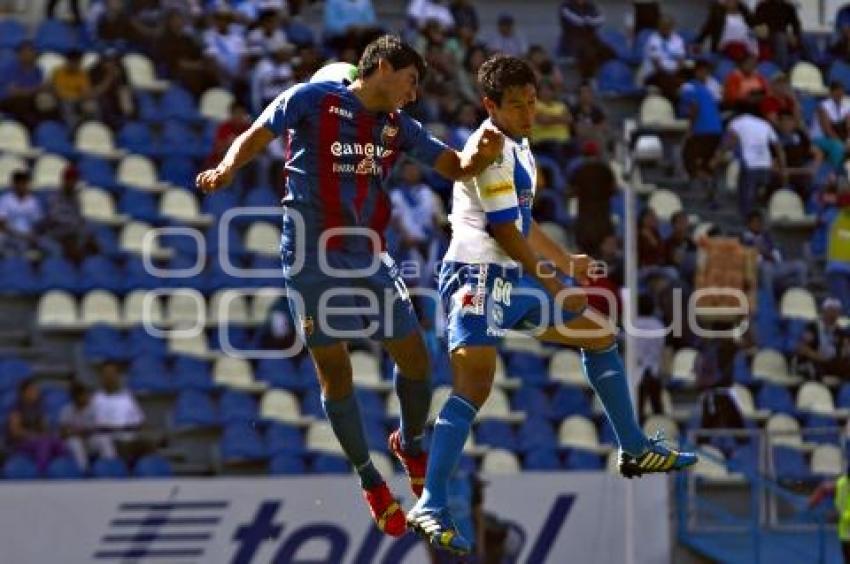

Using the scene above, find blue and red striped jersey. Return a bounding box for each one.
[259,81,448,254]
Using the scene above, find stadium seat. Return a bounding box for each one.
[221,422,266,461]
[269,453,307,475]
[751,349,802,386]
[161,86,200,121]
[633,134,663,163]
[168,331,214,359]
[39,256,80,294]
[511,387,552,419]
[517,417,557,453]
[244,223,282,257]
[693,445,741,483]
[428,385,453,422]
[34,19,78,53]
[116,155,165,192]
[122,53,170,92]
[214,357,266,392]
[260,390,312,426]
[348,350,390,391]
[811,445,843,477]
[133,454,173,477]
[37,290,78,327]
[84,324,128,362]
[648,189,683,222]
[75,121,125,159]
[173,390,218,427]
[120,221,172,259]
[481,449,521,475]
[160,156,197,188]
[670,347,698,388]
[780,288,818,321]
[78,156,117,190]
[79,188,127,226]
[476,420,518,451]
[830,60,850,91]
[766,413,809,450]
[117,122,158,156]
[208,290,250,327]
[265,422,306,456]
[355,388,385,421]
[164,291,205,329]
[597,60,641,96]
[791,61,828,95]
[200,88,235,122]
[126,325,167,358]
[566,450,604,471]
[639,95,687,131]
[732,384,770,421]
[36,51,66,80]
[45,456,84,479]
[160,189,213,227]
[757,61,782,80]
[92,458,130,479]
[312,453,351,474]
[255,358,312,391]
[123,290,163,326]
[772,446,811,482]
[307,421,345,454]
[492,353,520,390]
[506,351,548,386]
[768,189,816,227]
[0,154,27,187]
[161,121,204,159]
[558,415,610,454]
[80,290,121,326]
[524,448,561,471]
[3,455,40,479]
[478,388,523,422]
[0,120,40,157]
[797,381,846,417]
[0,19,27,49]
[550,386,591,419]
[32,153,68,190]
[127,356,173,392]
[33,121,75,157]
[757,384,796,415]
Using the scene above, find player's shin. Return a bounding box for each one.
[394,366,431,457]
[322,393,383,488]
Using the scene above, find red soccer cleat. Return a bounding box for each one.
[362,482,406,537]
[388,429,427,498]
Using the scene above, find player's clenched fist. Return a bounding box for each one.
[195,166,234,194]
[474,127,504,164]
[569,254,592,285]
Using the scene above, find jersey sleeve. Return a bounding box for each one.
[257,83,312,135]
[474,148,519,224]
[396,112,449,168]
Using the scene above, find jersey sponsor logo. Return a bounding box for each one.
[517,190,534,208]
[330,141,394,159]
[457,288,484,315]
[481,182,513,198]
[332,158,382,176]
[328,105,354,119]
[380,124,399,145]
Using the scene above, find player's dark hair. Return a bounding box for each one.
[358,35,426,80]
[477,54,538,105]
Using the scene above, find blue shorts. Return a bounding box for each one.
[282,249,418,348]
[439,261,581,352]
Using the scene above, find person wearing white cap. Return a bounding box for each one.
[792,297,850,380]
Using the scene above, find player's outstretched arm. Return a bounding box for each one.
[528,220,591,285]
[490,221,587,313]
[432,127,505,180]
[196,124,275,194]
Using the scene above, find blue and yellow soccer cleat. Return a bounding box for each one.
[619,432,698,479]
[406,507,472,555]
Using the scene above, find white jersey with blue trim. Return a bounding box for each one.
[443,119,537,267]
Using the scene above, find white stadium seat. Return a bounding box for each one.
[548,349,589,389]
[732,384,770,421]
[370,451,395,478]
[200,88,235,122]
[478,388,524,422]
[36,52,66,80]
[120,221,172,259]
[0,121,40,157]
[648,189,683,222]
[80,290,121,326]
[428,385,453,422]
[37,290,78,327]
[160,189,213,227]
[75,121,124,159]
[811,445,843,477]
[766,413,810,450]
[751,349,802,386]
[791,62,827,95]
[260,389,313,425]
[79,187,127,226]
[208,290,250,326]
[797,381,848,417]
[117,155,163,192]
[780,287,818,321]
[122,53,170,91]
[244,223,281,257]
[307,421,345,454]
[0,154,27,187]
[166,291,206,329]
[123,290,164,326]
[32,153,68,190]
[693,445,744,483]
[558,415,610,454]
[350,350,391,391]
[768,189,816,227]
[168,332,214,359]
[633,135,663,163]
[250,288,285,325]
[213,357,266,392]
[670,347,698,388]
[481,449,521,475]
[639,95,687,131]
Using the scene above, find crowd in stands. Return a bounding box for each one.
[0,0,847,486]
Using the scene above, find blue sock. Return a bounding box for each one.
[418,394,477,510]
[582,344,649,457]
[322,394,383,489]
[394,368,430,456]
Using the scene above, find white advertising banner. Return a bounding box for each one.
[0,472,669,563]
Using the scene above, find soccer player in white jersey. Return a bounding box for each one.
[406,55,698,554]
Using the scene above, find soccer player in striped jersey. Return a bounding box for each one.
[406,55,697,555]
[196,36,504,536]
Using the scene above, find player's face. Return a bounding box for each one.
[383,64,420,111]
[488,84,537,138]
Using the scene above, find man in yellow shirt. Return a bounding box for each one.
[531,79,572,162]
[51,49,95,125]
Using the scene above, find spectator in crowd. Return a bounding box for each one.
[558,0,613,78]
[680,59,724,207]
[203,4,248,91]
[207,102,254,192]
[639,14,687,102]
[246,6,290,58]
[638,207,680,284]
[415,19,462,85]
[448,102,479,149]
[60,382,115,472]
[760,72,802,127]
[0,42,49,128]
[775,110,822,200]
[456,44,488,105]
[88,48,134,129]
[487,13,527,58]
[47,0,82,25]
[712,104,785,217]
[753,0,803,71]
[531,79,572,164]
[664,210,698,285]
[723,54,768,110]
[50,49,97,126]
[45,165,98,264]
[812,81,850,171]
[407,0,454,31]
[91,362,149,464]
[740,210,807,298]
[635,293,665,423]
[156,9,219,95]
[830,20,850,63]
[694,323,745,440]
[570,82,609,151]
[0,171,45,257]
[324,0,381,53]
[7,380,66,472]
[826,201,850,314]
[251,38,295,114]
[526,44,565,91]
[695,0,757,62]
[449,0,478,31]
[569,140,615,256]
[793,297,850,380]
[586,232,623,318]
[96,0,150,49]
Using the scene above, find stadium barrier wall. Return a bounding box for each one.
[0,473,668,563]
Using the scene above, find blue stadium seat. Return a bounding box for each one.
[46,456,84,479]
[208,326,252,352]
[161,86,200,122]
[41,385,70,426]
[757,61,781,80]
[34,121,76,157]
[34,19,79,53]
[203,261,245,292]
[119,189,160,223]
[84,325,129,363]
[204,224,244,258]
[598,418,618,447]
[248,256,285,287]
[255,358,311,391]
[511,387,552,419]
[0,19,27,49]
[312,453,350,474]
[136,92,163,123]
[269,453,307,475]
[127,326,168,358]
[523,449,562,471]
[128,356,174,392]
[354,389,385,420]
[782,319,808,355]
[566,450,604,471]
[476,420,518,450]
[160,156,196,188]
[78,157,117,192]
[550,386,592,419]
[161,121,204,158]
[363,419,389,453]
[757,384,795,415]
[219,390,258,423]
[201,189,239,219]
[173,390,219,427]
[172,356,212,390]
[243,185,281,209]
[38,256,81,294]
[630,29,653,66]
[728,443,759,475]
[0,389,17,419]
[772,446,811,482]
[221,423,266,461]
[284,20,315,47]
[91,225,121,258]
[117,122,158,156]
[124,257,162,289]
[79,256,125,294]
[517,417,557,453]
[598,27,630,61]
[0,358,32,391]
[3,454,39,479]
[506,352,548,386]
[0,257,39,294]
[713,58,736,83]
[733,350,753,385]
[92,458,129,478]
[837,384,850,409]
[133,454,173,477]
[804,415,840,444]
[265,422,306,456]
[300,389,325,419]
[830,60,850,91]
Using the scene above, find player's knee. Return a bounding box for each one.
[583,330,617,353]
